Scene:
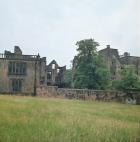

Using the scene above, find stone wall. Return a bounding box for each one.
[37,86,128,102]
[37,86,140,104]
[37,86,58,97]
[57,88,126,102]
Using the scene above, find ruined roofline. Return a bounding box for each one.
[47,60,58,67]
[99,46,140,59]
[0,53,46,61]
[99,47,118,53]
[0,54,46,61]
[0,52,37,58]
[0,46,46,61]
[99,48,118,52]
[47,60,66,69]
[120,55,140,59]
[99,45,120,60]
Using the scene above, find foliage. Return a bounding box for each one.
[113,65,140,96]
[73,39,110,89]
[63,69,73,88]
[0,95,140,142]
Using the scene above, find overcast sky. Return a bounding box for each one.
[0,0,139,68]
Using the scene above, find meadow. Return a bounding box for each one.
[0,95,140,142]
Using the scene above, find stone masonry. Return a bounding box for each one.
[0,46,47,95]
[37,86,140,104]
[99,45,140,80]
[46,60,66,86]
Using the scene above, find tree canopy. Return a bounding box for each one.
[63,69,73,88]
[73,39,110,89]
[113,65,140,93]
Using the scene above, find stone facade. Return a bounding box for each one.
[37,86,58,97]
[0,47,67,95]
[99,45,121,80]
[99,45,140,80]
[0,46,47,95]
[46,60,66,86]
[120,54,140,76]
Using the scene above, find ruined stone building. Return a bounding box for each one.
[0,46,47,95]
[99,45,140,80]
[1,45,139,95]
[46,60,66,86]
[0,46,66,95]
[99,45,121,80]
[72,45,140,81]
[120,53,140,76]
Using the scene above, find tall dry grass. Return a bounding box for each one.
[0,95,140,142]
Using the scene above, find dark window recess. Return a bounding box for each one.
[8,62,27,75]
[47,72,51,79]
[12,79,22,92]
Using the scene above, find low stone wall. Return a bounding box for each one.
[36,86,140,104]
[57,88,126,102]
[37,86,126,101]
[37,86,58,97]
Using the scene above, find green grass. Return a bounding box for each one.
[0,95,140,142]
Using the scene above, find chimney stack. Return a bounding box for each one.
[107,45,110,49]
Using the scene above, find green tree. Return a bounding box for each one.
[73,39,110,89]
[113,65,140,97]
[64,69,73,88]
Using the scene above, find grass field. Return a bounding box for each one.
[0,95,140,142]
